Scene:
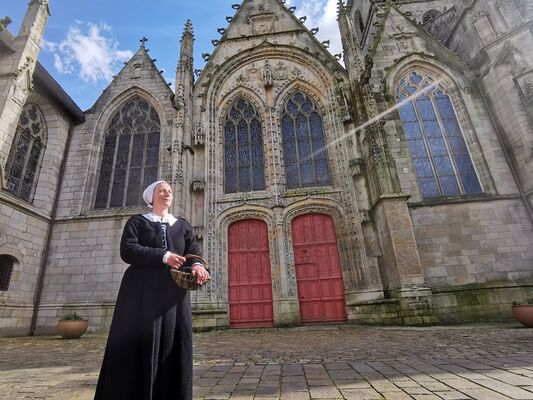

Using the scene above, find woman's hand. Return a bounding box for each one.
[191,264,210,285]
[166,253,187,270]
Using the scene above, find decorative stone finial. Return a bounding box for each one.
[182,19,194,39]
[0,16,12,32]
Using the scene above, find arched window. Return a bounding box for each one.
[224,98,265,193]
[95,96,160,208]
[5,104,47,202]
[397,70,482,198]
[0,255,15,291]
[281,92,331,189]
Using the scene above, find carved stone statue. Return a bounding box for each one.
[263,60,274,87]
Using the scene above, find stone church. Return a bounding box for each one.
[0,0,532,336]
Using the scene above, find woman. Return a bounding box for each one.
[94,180,209,400]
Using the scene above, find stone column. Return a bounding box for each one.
[373,195,437,324]
[271,206,300,326]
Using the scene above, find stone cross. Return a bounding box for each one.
[140,36,148,48]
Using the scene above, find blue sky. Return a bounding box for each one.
[2,0,341,111]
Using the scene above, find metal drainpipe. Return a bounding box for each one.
[29,119,79,335]
[478,83,533,226]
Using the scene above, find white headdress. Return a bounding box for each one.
[142,180,167,208]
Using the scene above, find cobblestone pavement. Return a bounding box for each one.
[1,324,533,399]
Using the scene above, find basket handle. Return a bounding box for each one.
[184,254,208,269]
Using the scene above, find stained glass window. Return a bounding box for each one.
[5,104,47,202]
[281,92,331,189]
[95,96,160,208]
[224,98,265,193]
[397,71,482,198]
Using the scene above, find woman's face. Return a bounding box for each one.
[152,182,173,210]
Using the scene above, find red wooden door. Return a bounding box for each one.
[228,220,274,328]
[292,214,346,323]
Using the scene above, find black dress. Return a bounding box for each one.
[94,214,201,400]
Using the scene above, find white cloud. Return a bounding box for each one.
[288,0,343,60]
[41,22,133,83]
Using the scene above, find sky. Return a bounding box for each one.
[2,0,342,111]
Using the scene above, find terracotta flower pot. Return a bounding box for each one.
[512,305,533,328]
[57,319,89,339]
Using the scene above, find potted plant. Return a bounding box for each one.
[512,298,533,328]
[57,312,88,339]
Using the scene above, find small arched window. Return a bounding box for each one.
[397,70,482,198]
[95,96,160,208]
[0,255,15,291]
[224,98,265,193]
[5,104,47,202]
[281,92,331,189]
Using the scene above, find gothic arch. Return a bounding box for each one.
[384,56,496,198]
[92,86,167,151]
[282,198,346,236]
[385,54,473,96]
[4,102,48,202]
[86,87,168,211]
[275,81,335,190]
[218,87,267,124]
[203,45,341,101]
[217,89,269,195]
[274,79,328,114]
[200,46,347,202]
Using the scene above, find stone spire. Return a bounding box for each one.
[337,3,365,84]
[171,19,196,216]
[181,19,194,41]
[179,19,194,64]
[0,0,50,172]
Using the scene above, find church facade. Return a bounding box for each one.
[0,0,532,336]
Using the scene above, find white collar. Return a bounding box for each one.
[142,212,178,226]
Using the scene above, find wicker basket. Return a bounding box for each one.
[169,254,209,290]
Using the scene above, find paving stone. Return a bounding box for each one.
[0,324,532,399]
[433,391,472,399]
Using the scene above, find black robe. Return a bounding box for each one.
[94,214,201,400]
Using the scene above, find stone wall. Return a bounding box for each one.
[35,216,125,334]
[410,199,533,322]
[0,92,74,336]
